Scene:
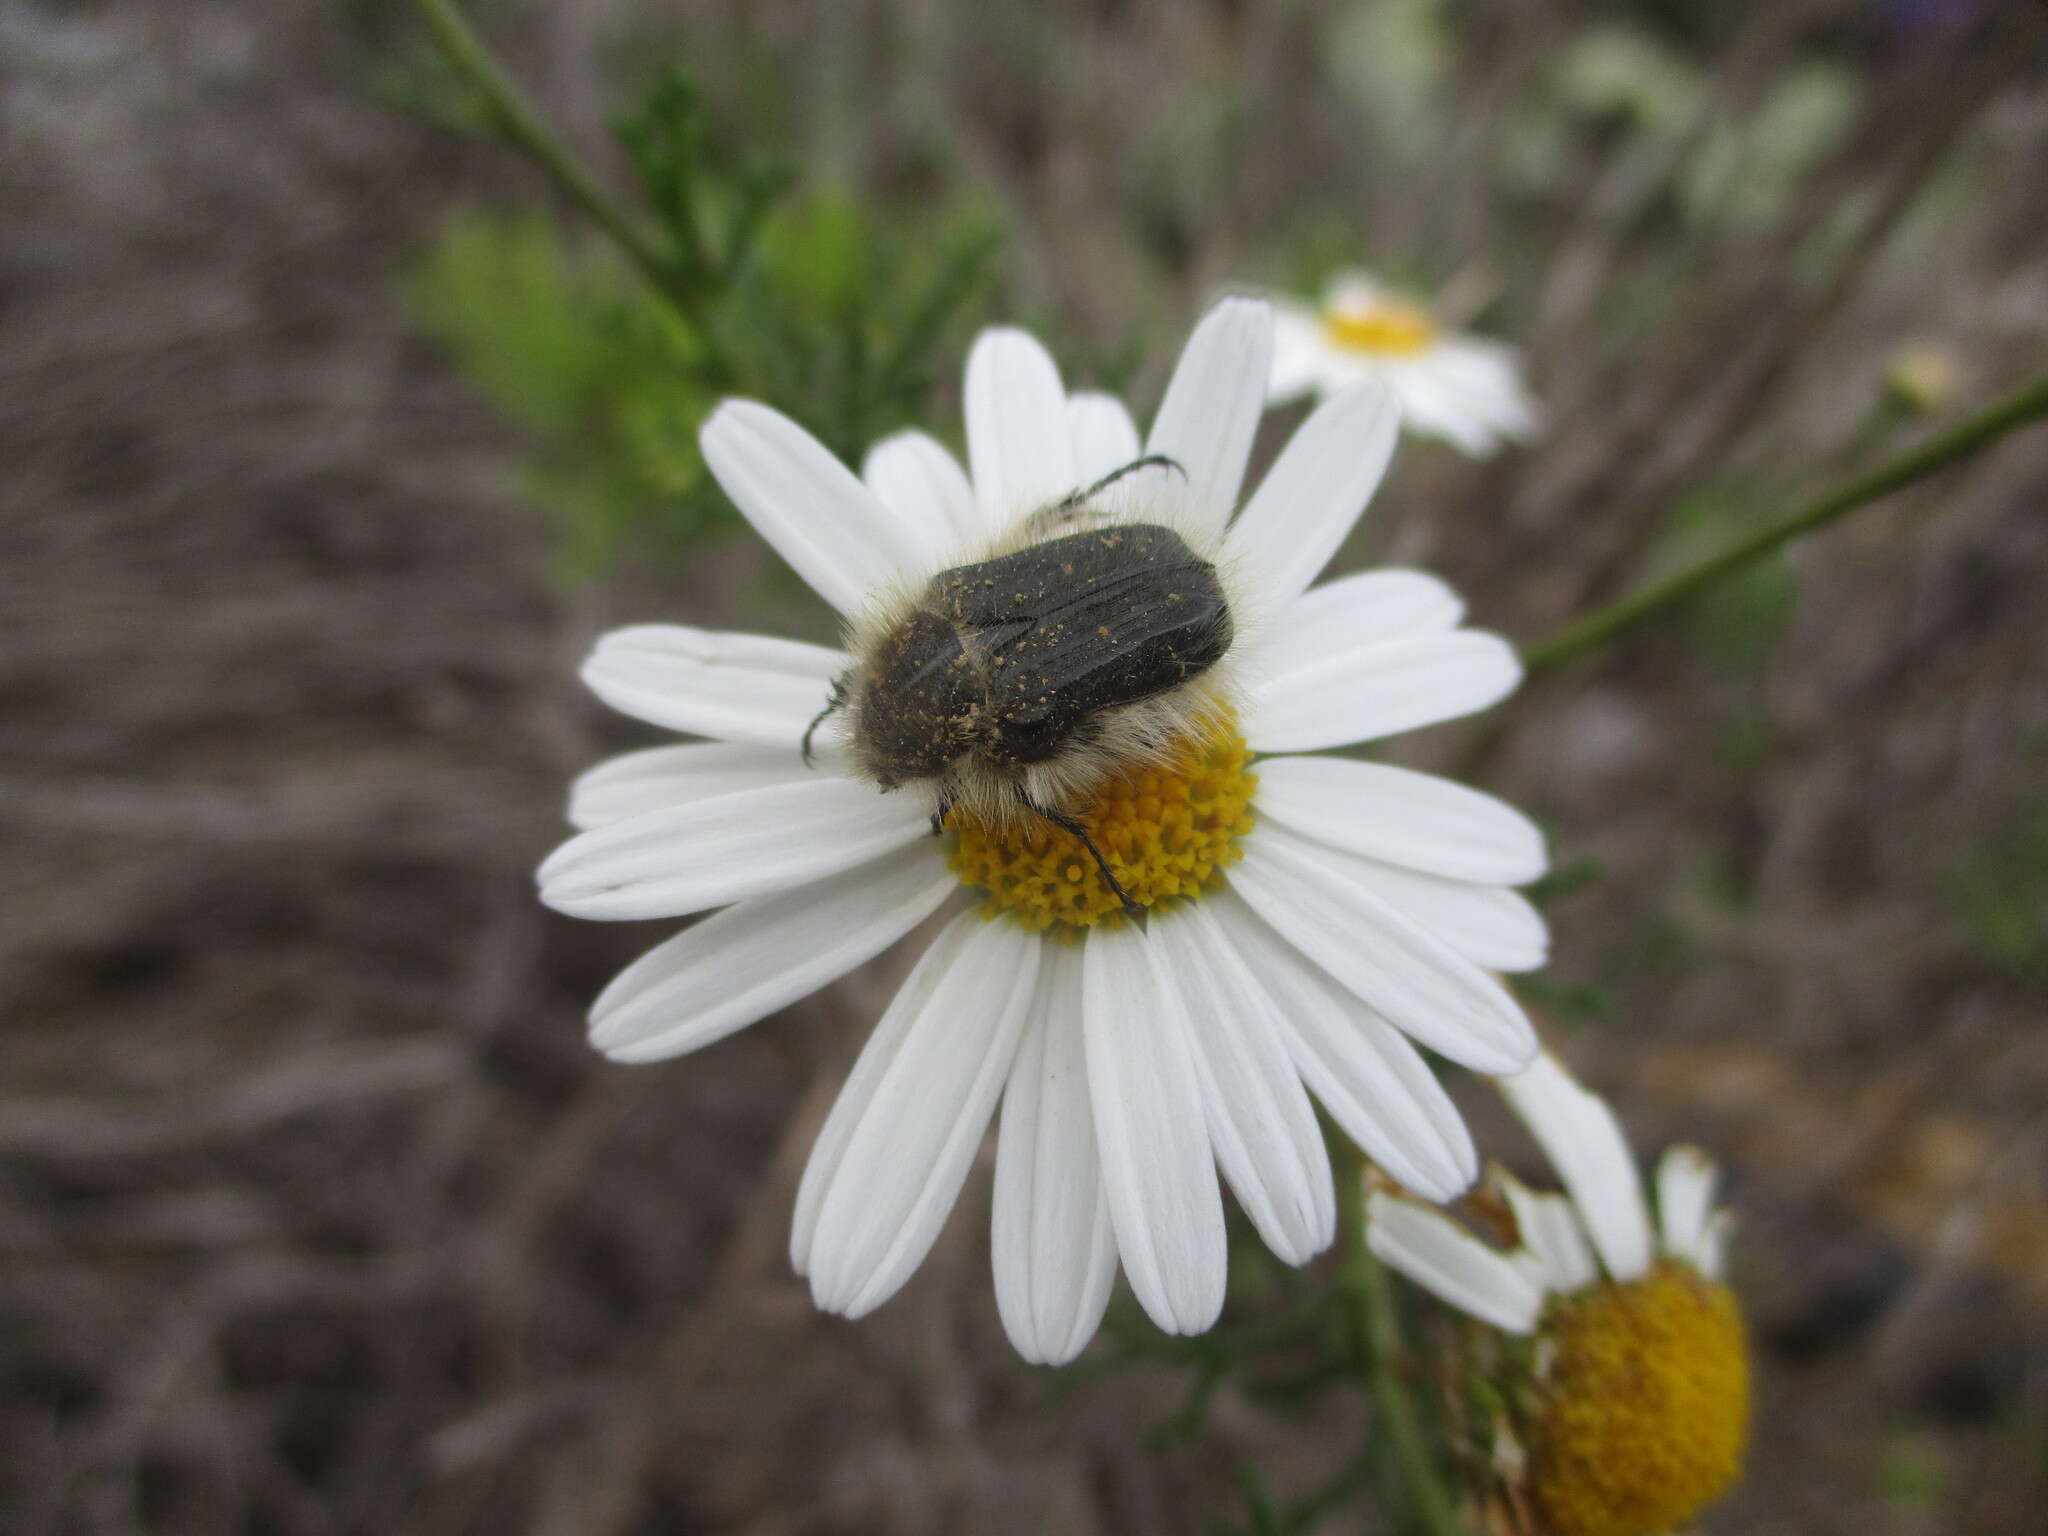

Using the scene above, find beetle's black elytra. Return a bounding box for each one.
[853,521,1232,787]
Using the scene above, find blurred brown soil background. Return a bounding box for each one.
[4,1,2047,1532]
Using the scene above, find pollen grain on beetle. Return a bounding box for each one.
[946,716,1257,931]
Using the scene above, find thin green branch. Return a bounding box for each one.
[1523,372,2048,672]
[1341,1153,1465,1536]
[404,0,736,383]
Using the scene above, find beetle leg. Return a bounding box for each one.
[929,789,955,837]
[1021,792,1144,920]
[801,673,851,766]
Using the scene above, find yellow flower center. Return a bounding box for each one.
[1320,297,1437,356]
[947,720,1257,932]
[1527,1261,1750,1536]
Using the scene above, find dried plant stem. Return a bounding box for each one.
[1524,373,2048,672]
[1342,1150,1466,1536]
[404,0,735,382]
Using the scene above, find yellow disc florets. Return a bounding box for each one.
[947,721,1256,932]
[1526,1261,1749,1536]
[1321,297,1437,356]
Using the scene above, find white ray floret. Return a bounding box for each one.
[580,625,844,749]
[992,944,1118,1366]
[1500,1052,1653,1281]
[1367,1052,1732,1335]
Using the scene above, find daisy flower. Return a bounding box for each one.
[538,297,1550,1364]
[1368,1053,1748,1536]
[1269,270,1542,457]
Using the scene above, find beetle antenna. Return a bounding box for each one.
[1021,792,1145,920]
[1052,453,1188,514]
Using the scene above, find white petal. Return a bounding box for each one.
[1082,926,1226,1335]
[1251,569,1465,683]
[1322,270,1389,310]
[569,741,823,830]
[1154,905,1335,1266]
[1290,349,1383,403]
[806,918,1041,1317]
[1066,392,1143,482]
[1226,380,1399,609]
[1366,1194,1543,1333]
[700,400,925,615]
[1209,888,1475,1201]
[1331,863,1549,977]
[1264,302,1329,405]
[1656,1145,1720,1269]
[862,430,979,552]
[1252,756,1547,885]
[1229,832,1536,1075]
[1431,337,1542,444]
[992,943,1117,1365]
[1249,629,1521,755]
[1508,1247,1557,1295]
[1418,353,1524,453]
[1146,297,1274,539]
[1698,1208,1734,1281]
[793,914,971,1276]
[580,624,844,749]
[1499,1055,1653,1282]
[1388,360,1498,457]
[1253,827,1548,973]
[588,842,955,1062]
[1497,1173,1597,1293]
[537,776,928,921]
[965,328,1074,533]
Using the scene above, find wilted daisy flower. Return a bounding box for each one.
[1269,270,1541,457]
[539,297,1549,1364]
[1368,1054,1748,1536]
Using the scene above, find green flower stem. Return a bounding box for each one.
[1341,1151,1466,1536]
[1523,372,2048,673]
[404,0,736,384]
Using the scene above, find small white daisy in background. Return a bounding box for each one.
[1268,270,1542,457]
[1368,1052,1748,1536]
[538,296,1552,1365]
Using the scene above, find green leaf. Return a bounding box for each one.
[1948,800,2048,978]
[1682,63,1861,233]
[396,51,1006,577]
[406,210,728,571]
[408,211,625,435]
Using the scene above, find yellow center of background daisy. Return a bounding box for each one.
[1321,298,1436,356]
[947,721,1256,932]
[1527,1260,1750,1536]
